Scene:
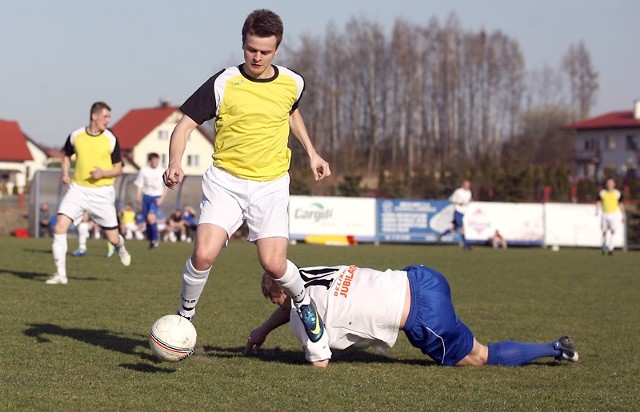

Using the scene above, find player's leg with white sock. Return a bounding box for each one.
[77,222,89,252]
[177,258,211,320]
[273,259,310,307]
[52,233,68,279]
[487,341,560,366]
[607,230,614,252]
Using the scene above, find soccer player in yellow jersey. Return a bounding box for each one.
[47,102,132,285]
[163,9,331,342]
[596,178,625,255]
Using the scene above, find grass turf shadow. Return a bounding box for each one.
[24,322,165,361]
[203,344,436,366]
[0,268,108,282]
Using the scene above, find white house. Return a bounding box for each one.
[0,120,49,195]
[111,103,215,175]
[566,100,640,181]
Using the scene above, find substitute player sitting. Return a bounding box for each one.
[245,264,578,367]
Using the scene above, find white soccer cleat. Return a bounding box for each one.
[46,273,68,285]
[118,248,132,267]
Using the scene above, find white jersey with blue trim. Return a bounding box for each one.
[289,265,407,362]
[449,187,472,214]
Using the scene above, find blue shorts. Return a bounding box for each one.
[452,211,464,229]
[142,194,160,217]
[402,265,474,366]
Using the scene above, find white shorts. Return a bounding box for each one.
[199,166,290,241]
[57,183,119,229]
[601,212,622,232]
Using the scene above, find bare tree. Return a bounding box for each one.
[562,41,598,120]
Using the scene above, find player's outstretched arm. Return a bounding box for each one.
[164,115,198,189]
[243,305,291,355]
[289,109,331,181]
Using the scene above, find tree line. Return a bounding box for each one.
[283,12,605,202]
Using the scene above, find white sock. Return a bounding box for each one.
[116,234,126,251]
[178,258,211,319]
[52,234,68,278]
[77,222,89,251]
[273,260,309,308]
[607,231,614,251]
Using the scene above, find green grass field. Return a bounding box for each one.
[0,237,638,411]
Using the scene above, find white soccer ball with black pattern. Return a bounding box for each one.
[149,314,197,362]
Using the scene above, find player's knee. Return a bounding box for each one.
[261,259,287,278]
[191,247,215,270]
[191,254,214,271]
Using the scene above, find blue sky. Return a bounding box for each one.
[1,0,638,147]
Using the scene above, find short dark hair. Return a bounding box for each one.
[148,152,160,161]
[90,101,111,116]
[242,9,284,48]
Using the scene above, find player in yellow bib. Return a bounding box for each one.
[47,102,132,285]
[163,9,331,343]
[596,178,625,255]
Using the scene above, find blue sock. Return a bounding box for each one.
[487,341,560,366]
[461,234,468,247]
[150,223,158,242]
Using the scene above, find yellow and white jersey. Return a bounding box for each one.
[289,265,407,362]
[599,189,622,214]
[63,128,122,188]
[180,64,304,181]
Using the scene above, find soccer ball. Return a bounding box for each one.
[149,314,197,362]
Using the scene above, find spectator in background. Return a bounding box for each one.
[181,205,198,241]
[165,209,186,243]
[492,230,508,249]
[119,203,143,241]
[39,203,54,237]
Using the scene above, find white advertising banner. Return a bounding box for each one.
[543,203,625,248]
[464,202,545,245]
[289,196,377,241]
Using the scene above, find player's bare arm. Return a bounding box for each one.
[61,156,72,185]
[289,109,331,181]
[90,162,123,179]
[164,115,198,189]
[244,304,291,355]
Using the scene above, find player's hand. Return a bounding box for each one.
[310,153,331,181]
[163,166,184,189]
[61,175,72,186]
[90,167,105,179]
[244,328,267,355]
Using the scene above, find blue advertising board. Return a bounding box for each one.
[376,199,454,243]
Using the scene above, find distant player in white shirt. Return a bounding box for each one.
[134,152,167,249]
[245,264,579,367]
[437,180,472,250]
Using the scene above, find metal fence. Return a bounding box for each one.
[28,170,203,238]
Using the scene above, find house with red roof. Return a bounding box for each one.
[0,120,48,195]
[565,100,640,181]
[111,102,215,175]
